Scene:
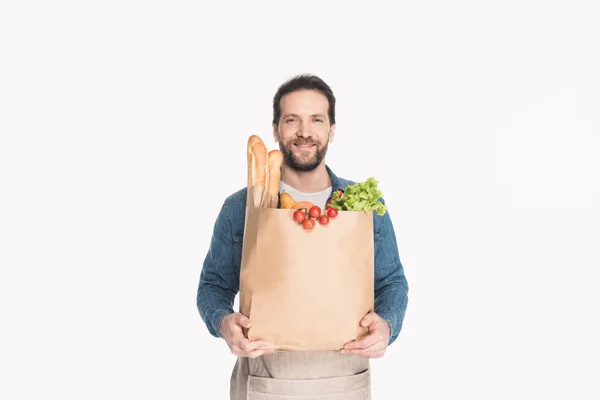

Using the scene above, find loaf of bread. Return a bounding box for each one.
[265,149,283,208]
[247,135,268,207]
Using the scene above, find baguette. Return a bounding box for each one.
[265,149,283,208]
[247,135,268,207]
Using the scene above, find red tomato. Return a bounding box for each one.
[318,215,330,225]
[308,206,321,219]
[326,207,338,218]
[337,189,343,198]
[293,209,306,223]
[303,218,315,230]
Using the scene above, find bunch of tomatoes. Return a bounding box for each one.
[293,205,339,230]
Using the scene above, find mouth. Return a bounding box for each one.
[293,143,316,149]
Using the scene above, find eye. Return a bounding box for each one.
[314,118,323,123]
[286,118,297,123]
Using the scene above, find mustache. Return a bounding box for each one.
[292,139,317,145]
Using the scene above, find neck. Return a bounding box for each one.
[280,162,331,193]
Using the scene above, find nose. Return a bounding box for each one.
[297,121,311,138]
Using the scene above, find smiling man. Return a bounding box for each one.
[277,89,332,172]
[197,74,409,399]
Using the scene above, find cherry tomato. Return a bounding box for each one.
[327,198,333,206]
[337,189,343,198]
[308,206,321,219]
[293,209,306,223]
[326,207,338,218]
[318,215,330,225]
[303,218,315,230]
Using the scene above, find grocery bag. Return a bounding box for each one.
[239,204,375,351]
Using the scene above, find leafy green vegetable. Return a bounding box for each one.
[329,177,388,216]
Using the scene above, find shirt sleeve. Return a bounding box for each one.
[373,208,409,345]
[196,202,239,338]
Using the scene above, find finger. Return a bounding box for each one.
[342,342,386,358]
[343,334,379,350]
[233,339,276,357]
[250,340,275,349]
[239,337,275,352]
[343,339,383,353]
[238,339,257,353]
[247,348,276,359]
[353,349,385,359]
[231,343,276,358]
[229,332,252,351]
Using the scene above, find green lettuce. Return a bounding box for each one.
[329,177,388,216]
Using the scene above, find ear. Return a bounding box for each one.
[328,123,336,143]
[272,123,279,143]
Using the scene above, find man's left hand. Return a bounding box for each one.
[341,311,390,358]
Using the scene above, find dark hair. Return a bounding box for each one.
[272,74,336,126]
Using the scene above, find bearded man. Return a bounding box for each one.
[197,74,409,400]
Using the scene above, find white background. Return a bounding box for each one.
[1,1,599,399]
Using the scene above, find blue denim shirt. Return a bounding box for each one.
[196,165,409,345]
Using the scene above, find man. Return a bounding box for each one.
[197,74,409,399]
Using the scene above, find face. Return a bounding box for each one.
[273,89,336,171]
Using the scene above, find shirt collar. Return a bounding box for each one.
[275,165,342,208]
[325,164,342,192]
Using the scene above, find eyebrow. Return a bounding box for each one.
[283,113,326,119]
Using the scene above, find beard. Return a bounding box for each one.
[278,134,329,172]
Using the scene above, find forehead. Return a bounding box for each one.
[279,89,329,115]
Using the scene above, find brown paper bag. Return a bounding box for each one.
[240,206,375,351]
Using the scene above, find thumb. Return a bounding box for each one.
[360,312,377,327]
[236,314,252,329]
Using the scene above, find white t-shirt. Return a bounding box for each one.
[279,181,332,210]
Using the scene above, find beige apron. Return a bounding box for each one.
[230,351,370,400]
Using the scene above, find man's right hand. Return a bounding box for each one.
[220,312,276,358]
